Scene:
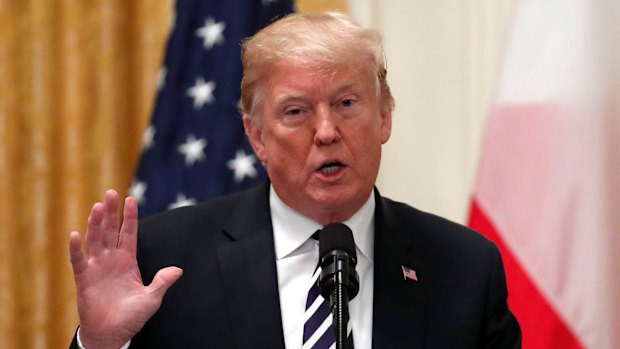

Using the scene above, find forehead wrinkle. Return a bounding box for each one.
[330,82,359,97]
[268,64,372,108]
[326,65,376,99]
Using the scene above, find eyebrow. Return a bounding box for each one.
[331,81,355,90]
[272,81,362,107]
[273,92,306,106]
[328,83,363,101]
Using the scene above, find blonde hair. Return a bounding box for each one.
[240,12,394,118]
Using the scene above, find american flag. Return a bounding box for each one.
[130,0,293,218]
[401,265,418,282]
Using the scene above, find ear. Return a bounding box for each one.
[379,107,392,144]
[243,114,267,163]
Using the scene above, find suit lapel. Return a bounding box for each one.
[213,185,428,348]
[216,183,285,349]
[372,191,427,348]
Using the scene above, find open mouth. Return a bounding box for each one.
[319,162,343,175]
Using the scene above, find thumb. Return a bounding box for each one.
[147,266,183,300]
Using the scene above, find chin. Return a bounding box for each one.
[310,187,366,210]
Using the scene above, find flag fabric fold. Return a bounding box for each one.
[469,1,620,348]
[131,0,293,218]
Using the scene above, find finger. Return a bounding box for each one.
[85,202,104,256]
[69,231,88,277]
[146,266,183,300]
[101,189,120,248]
[118,196,138,252]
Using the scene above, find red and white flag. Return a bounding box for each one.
[469,0,620,348]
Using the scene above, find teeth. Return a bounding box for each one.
[321,164,341,174]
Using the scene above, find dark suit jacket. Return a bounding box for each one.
[71,182,521,348]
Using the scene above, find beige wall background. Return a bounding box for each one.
[353,0,515,223]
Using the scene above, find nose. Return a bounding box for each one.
[313,106,341,145]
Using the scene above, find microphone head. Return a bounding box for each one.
[318,223,359,302]
[318,223,357,262]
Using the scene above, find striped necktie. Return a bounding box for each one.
[302,234,354,349]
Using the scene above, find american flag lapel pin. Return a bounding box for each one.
[402,265,418,282]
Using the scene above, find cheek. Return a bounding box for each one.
[264,130,310,168]
[355,119,384,163]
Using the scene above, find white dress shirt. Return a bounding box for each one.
[271,186,375,349]
[78,187,375,349]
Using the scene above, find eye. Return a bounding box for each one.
[341,99,355,107]
[286,108,303,116]
[281,105,308,127]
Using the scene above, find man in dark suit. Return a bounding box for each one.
[69,12,521,349]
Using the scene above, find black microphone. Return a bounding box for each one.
[318,223,359,349]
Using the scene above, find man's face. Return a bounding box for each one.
[244,62,392,224]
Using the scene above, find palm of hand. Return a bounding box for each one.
[70,190,182,349]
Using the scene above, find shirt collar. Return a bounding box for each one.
[270,185,375,264]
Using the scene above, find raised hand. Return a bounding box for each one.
[69,190,183,349]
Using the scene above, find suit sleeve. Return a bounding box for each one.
[482,246,522,348]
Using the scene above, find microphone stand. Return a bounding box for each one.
[333,275,349,349]
[328,253,354,349]
[318,223,359,349]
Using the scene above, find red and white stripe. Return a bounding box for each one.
[469,0,620,348]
